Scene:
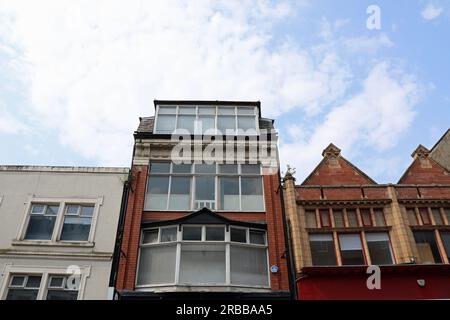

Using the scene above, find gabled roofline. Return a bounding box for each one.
[397,155,450,184]
[141,207,267,229]
[153,99,262,118]
[300,155,377,186]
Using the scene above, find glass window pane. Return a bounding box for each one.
[46,206,60,215]
[432,208,443,225]
[183,226,202,241]
[31,205,45,214]
[198,106,216,115]
[142,229,159,244]
[218,107,235,115]
[155,114,176,133]
[366,233,393,265]
[169,176,191,210]
[179,244,226,284]
[320,209,331,227]
[217,116,236,134]
[419,208,431,225]
[205,227,225,241]
[445,208,450,225]
[413,231,442,264]
[158,106,176,114]
[374,209,386,226]
[49,277,64,288]
[161,227,177,242]
[150,163,171,173]
[177,115,195,133]
[172,164,192,173]
[339,234,365,265]
[24,215,56,240]
[146,176,169,210]
[178,106,196,114]
[65,205,79,215]
[137,245,177,285]
[333,210,344,228]
[249,230,265,245]
[309,234,337,266]
[230,246,268,286]
[407,208,417,226]
[237,107,254,115]
[10,276,26,287]
[25,276,42,288]
[219,177,239,211]
[194,176,215,210]
[346,209,358,227]
[6,289,39,300]
[46,290,78,300]
[81,206,94,217]
[60,216,92,241]
[231,228,247,243]
[237,116,256,132]
[219,164,238,174]
[241,164,260,174]
[306,210,317,228]
[441,231,450,261]
[197,115,215,133]
[361,209,372,226]
[241,177,264,211]
[195,164,216,173]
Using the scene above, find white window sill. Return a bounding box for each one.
[11,240,95,248]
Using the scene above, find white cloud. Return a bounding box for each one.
[279,62,422,183]
[343,33,394,54]
[421,4,443,20]
[0,104,27,134]
[0,0,352,165]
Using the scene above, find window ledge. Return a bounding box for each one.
[135,285,271,293]
[11,240,95,248]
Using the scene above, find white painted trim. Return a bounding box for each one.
[16,196,104,246]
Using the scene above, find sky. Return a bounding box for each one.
[0,0,449,183]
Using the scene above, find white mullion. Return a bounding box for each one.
[166,164,172,210]
[37,272,49,300]
[52,202,65,242]
[154,105,160,133]
[175,243,181,285]
[234,106,238,134]
[225,243,231,285]
[238,175,242,211]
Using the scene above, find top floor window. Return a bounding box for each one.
[154,105,259,135]
[145,162,264,212]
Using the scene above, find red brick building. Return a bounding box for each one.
[112,100,292,299]
[283,130,450,300]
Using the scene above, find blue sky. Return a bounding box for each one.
[0,0,449,183]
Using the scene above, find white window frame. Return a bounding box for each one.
[153,105,259,135]
[16,196,103,245]
[144,163,265,212]
[0,264,90,300]
[135,224,269,289]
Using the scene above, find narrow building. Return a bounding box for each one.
[284,130,450,300]
[113,100,292,299]
[0,166,129,300]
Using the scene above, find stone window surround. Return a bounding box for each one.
[14,196,104,246]
[0,264,91,300]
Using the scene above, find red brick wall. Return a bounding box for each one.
[399,158,450,184]
[303,157,375,186]
[116,165,148,290]
[116,167,290,292]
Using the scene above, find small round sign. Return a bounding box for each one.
[270,265,279,273]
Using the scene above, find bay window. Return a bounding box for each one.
[145,162,264,211]
[136,225,269,288]
[154,105,259,135]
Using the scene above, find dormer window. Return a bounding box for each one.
[154,105,259,135]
